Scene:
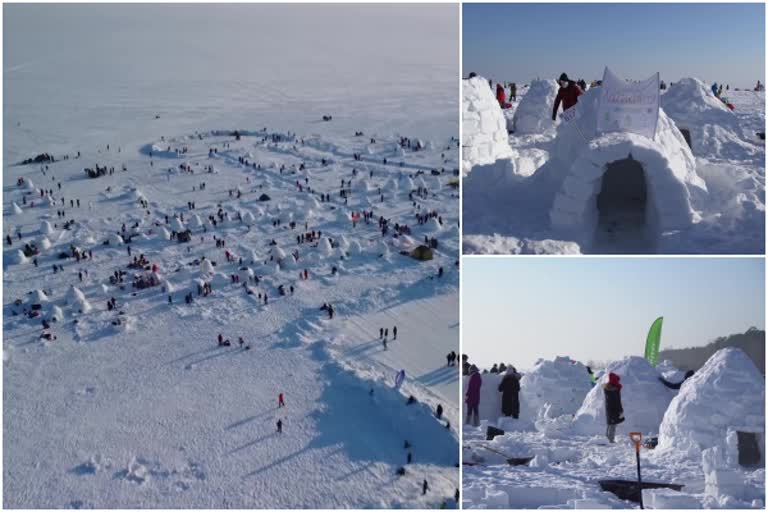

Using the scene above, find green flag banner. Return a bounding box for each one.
[645,316,663,366]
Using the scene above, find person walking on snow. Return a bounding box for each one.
[498,366,521,419]
[552,73,583,120]
[465,364,482,427]
[422,479,429,495]
[393,326,397,340]
[278,393,285,408]
[603,372,624,443]
[276,419,283,433]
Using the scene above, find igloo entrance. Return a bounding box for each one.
[736,431,762,466]
[596,157,648,230]
[679,128,693,149]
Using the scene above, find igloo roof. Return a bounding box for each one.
[513,79,560,134]
[658,347,765,455]
[520,356,593,418]
[661,77,746,157]
[572,356,676,436]
[462,76,514,174]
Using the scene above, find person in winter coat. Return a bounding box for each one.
[498,367,521,418]
[465,365,482,426]
[603,372,624,443]
[552,73,583,120]
[509,82,517,102]
[496,84,507,108]
[711,82,720,97]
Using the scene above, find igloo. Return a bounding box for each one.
[462,76,514,174]
[512,79,560,134]
[657,348,765,460]
[520,356,593,418]
[545,88,707,241]
[40,221,54,235]
[571,356,676,436]
[661,78,747,158]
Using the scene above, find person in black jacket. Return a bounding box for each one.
[498,367,521,419]
[603,372,624,443]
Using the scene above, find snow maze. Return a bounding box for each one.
[3,127,461,508]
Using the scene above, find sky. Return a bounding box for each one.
[463,258,765,369]
[463,3,765,88]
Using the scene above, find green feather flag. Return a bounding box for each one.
[645,316,663,366]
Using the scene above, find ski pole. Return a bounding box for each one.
[629,432,644,509]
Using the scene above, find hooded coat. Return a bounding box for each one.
[465,367,482,407]
[496,84,506,107]
[498,369,521,417]
[603,372,624,425]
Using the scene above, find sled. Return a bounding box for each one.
[598,479,683,503]
[477,444,534,466]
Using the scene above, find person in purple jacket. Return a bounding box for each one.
[465,364,482,427]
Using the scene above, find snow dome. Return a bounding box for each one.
[9,250,29,265]
[520,356,593,418]
[512,79,560,134]
[12,203,23,215]
[544,88,707,240]
[189,215,203,229]
[170,217,185,232]
[571,356,676,436]
[462,76,514,174]
[200,259,215,275]
[66,286,92,313]
[661,78,747,158]
[657,348,765,457]
[40,220,54,235]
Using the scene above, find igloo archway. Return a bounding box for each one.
[545,88,707,245]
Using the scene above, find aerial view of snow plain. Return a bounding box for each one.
[3,4,460,508]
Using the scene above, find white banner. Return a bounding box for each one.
[596,67,660,139]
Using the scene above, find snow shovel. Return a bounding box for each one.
[629,432,644,509]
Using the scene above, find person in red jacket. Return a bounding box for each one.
[496,83,507,108]
[465,364,482,426]
[552,73,583,121]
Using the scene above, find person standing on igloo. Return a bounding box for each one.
[603,372,625,443]
[551,72,583,120]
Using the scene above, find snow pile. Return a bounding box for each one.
[462,76,513,174]
[520,356,593,419]
[572,356,675,436]
[657,347,765,457]
[12,202,23,215]
[546,87,707,236]
[38,237,52,251]
[512,79,559,134]
[656,359,686,382]
[661,78,748,157]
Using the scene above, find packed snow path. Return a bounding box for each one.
[3,127,460,508]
